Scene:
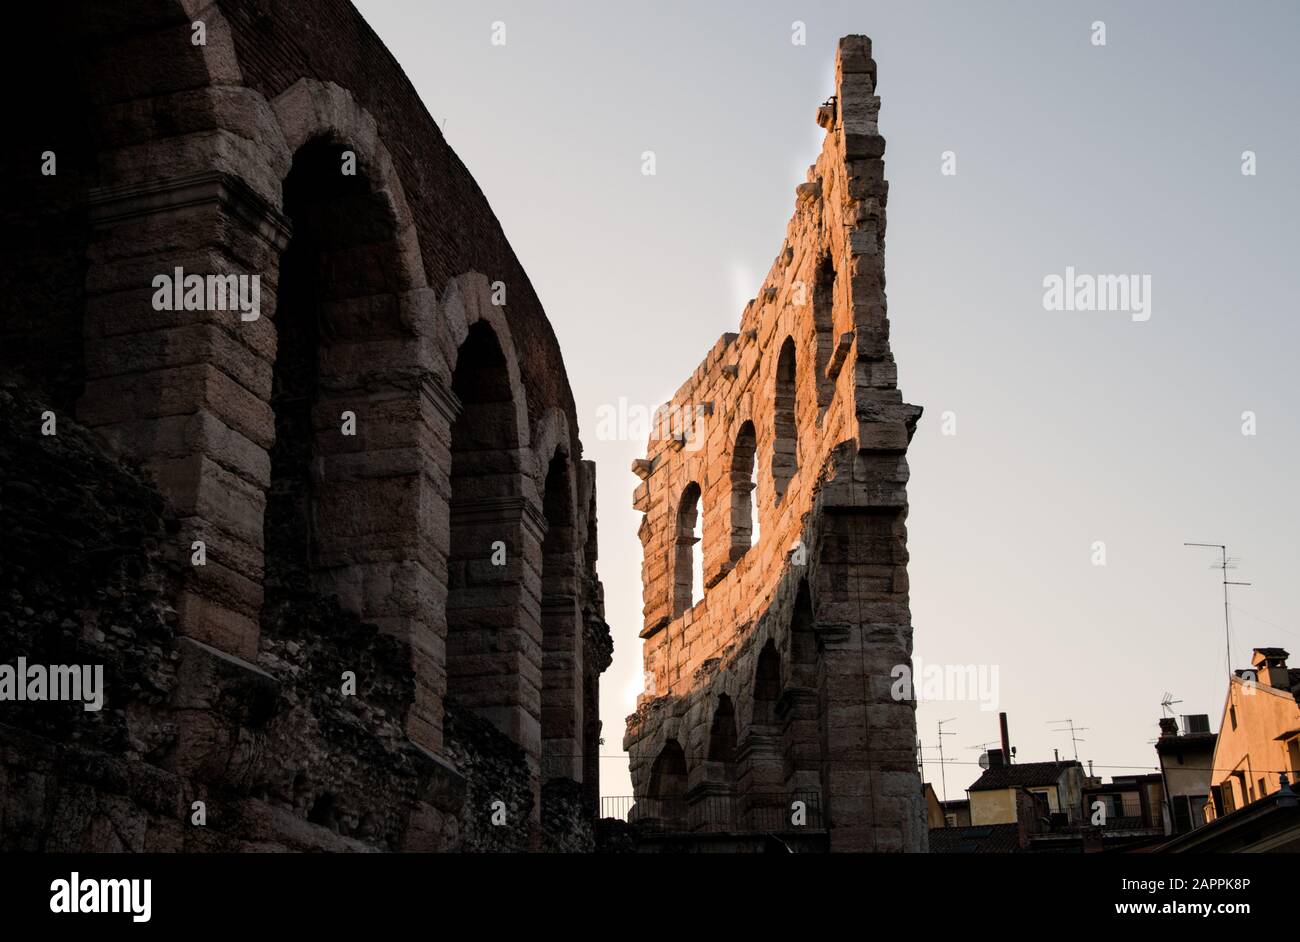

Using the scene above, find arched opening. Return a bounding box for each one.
[540,451,582,782]
[785,580,824,820]
[264,138,414,606]
[790,580,817,687]
[708,694,738,765]
[445,320,526,730]
[646,739,688,824]
[729,421,758,561]
[772,336,798,501]
[742,637,786,824]
[813,254,838,403]
[673,482,702,617]
[754,638,782,726]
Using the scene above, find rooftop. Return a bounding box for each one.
[967,761,1080,793]
[929,824,1022,854]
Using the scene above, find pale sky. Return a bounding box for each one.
[353,0,1300,800]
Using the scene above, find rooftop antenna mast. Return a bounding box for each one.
[937,718,957,802]
[1184,542,1251,676]
[1048,718,1088,762]
[1160,692,1182,719]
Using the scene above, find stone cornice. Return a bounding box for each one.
[88,170,292,251]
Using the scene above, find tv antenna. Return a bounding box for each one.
[1160,692,1182,718]
[1185,542,1251,677]
[937,718,957,802]
[1048,718,1088,762]
[967,740,999,769]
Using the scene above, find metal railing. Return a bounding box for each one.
[600,791,824,833]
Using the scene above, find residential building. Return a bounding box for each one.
[966,751,1085,826]
[1206,648,1300,821]
[1155,713,1216,834]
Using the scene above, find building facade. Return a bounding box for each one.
[1206,648,1300,822]
[623,35,926,853]
[1155,713,1217,834]
[1,0,611,852]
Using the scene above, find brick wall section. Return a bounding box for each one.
[1,1,611,849]
[624,37,926,852]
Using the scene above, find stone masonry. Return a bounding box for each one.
[624,36,926,852]
[1,0,611,851]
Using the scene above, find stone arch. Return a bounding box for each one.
[538,430,584,784]
[438,273,531,446]
[729,420,759,562]
[444,320,531,717]
[264,132,425,593]
[673,482,703,617]
[754,637,782,726]
[708,693,738,765]
[812,253,837,407]
[271,79,426,289]
[784,579,824,807]
[738,634,787,820]
[646,739,689,824]
[789,579,817,689]
[422,271,539,765]
[69,13,307,663]
[772,336,799,502]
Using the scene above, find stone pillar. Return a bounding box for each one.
[815,507,923,852]
[736,734,785,827]
[308,368,452,755]
[446,490,546,820]
[80,171,289,662]
[780,686,823,800]
[541,587,584,783]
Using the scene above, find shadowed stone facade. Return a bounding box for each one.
[623,36,926,852]
[1,0,610,851]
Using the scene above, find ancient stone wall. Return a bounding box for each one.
[623,36,926,852]
[1,1,611,851]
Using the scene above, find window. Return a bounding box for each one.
[772,337,798,501]
[729,422,758,559]
[672,483,702,616]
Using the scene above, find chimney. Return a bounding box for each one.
[999,712,1012,764]
[1159,716,1179,738]
[987,748,1006,769]
[1251,648,1291,691]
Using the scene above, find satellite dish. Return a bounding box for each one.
[978,752,990,770]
